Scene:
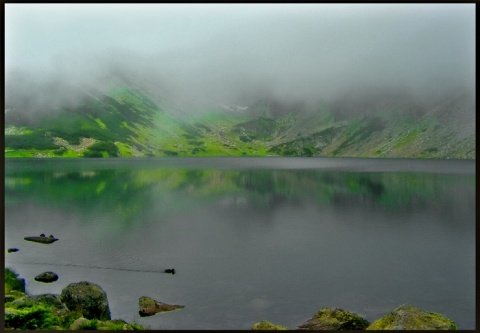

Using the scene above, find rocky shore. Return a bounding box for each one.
[4,268,145,330]
[5,267,458,330]
[253,305,458,330]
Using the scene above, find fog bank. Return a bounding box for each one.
[5,4,475,114]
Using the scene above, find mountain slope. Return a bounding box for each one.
[4,75,475,159]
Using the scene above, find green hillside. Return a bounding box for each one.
[4,77,475,159]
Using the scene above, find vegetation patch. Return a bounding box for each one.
[5,133,58,150]
[84,141,120,158]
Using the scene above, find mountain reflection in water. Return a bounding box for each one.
[4,158,475,329]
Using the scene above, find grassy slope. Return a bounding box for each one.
[4,83,475,159]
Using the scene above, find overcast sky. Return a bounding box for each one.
[5,3,476,108]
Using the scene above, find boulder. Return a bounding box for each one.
[69,317,90,330]
[34,272,59,283]
[366,304,457,330]
[138,296,185,317]
[252,320,289,330]
[60,281,111,321]
[298,307,370,330]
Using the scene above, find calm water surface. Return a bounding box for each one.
[4,157,475,329]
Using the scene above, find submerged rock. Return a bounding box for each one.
[138,296,185,317]
[252,320,289,330]
[60,281,111,321]
[24,235,58,244]
[366,304,457,330]
[298,307,370,330]
[34,272,59,283]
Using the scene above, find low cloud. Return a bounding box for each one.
[5,4,475,116]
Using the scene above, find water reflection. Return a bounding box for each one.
[4,159,475,329]
[5,164,474,231]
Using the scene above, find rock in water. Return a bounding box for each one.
[252,320,289,330]
[138,296,185,317]
[298,307,370,330]
[60,281,111,321]
[34,272,59,283]
[366,304,457,330]
[24,235,58,244]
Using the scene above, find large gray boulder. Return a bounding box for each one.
[138,296,184,317]
[366,304,457,330]
[60,281,111,320]
[298,307,370,330]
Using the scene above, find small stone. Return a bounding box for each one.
[34,272,59,283]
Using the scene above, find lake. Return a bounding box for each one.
[4,157,475,329]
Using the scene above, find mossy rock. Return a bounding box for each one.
[69,317,90,330]
[34,271,59,283]
[252,320,289,330]
[298,307,370,330]
[138,296,185,317]
[70,317,145,330]
[60,281,111,321]
[366,304,457,330]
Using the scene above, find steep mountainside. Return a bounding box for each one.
[4,75,475,159]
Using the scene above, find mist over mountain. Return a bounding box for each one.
[4,4,475,158]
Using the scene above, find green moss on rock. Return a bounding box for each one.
[298,307,370,330]
[138,296,185,317]
[252,320,289,330]
[5,271,145,330]
[366,304,457,330]
[59,281,111,321]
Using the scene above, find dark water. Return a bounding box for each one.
[4,157,475,329]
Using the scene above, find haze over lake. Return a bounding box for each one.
[5,157,475,329]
